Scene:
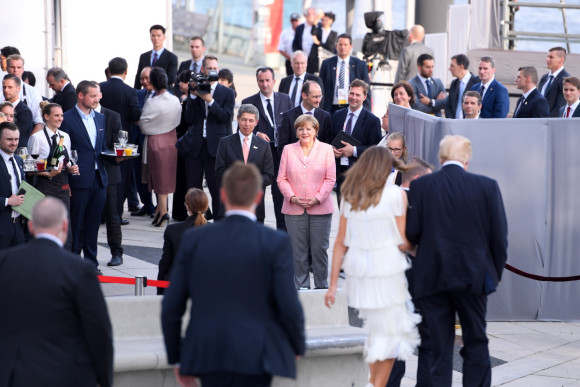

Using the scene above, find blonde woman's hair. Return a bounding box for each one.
[386,132,408,162]
[341,146,409,211]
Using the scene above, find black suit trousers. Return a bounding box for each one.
[416,291,490,387]
[104,182,123,257]
[270,143,285,231]
[171,154,188,222]
[184,139,220,219]
[0,220,24,249]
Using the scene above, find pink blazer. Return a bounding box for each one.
[277,139,336,215]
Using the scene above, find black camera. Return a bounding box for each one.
[189,70,219,95]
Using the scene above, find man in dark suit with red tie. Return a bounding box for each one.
[241,67,293,230]
[538,46,570,117]
[60,81,108,274]
[331,79,381,203]
[134,25,178,89]
[319,34,371,114]
[513,66,549,118]
[406,135,508,387]
[0,122,25,249]
[162,161,304,387]
[559,76,580,118]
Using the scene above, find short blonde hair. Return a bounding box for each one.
[294,114,319,136]
[438,135,472,165]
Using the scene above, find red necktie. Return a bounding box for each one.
[566,106,571,118]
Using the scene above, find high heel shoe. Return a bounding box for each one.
[151,212,161,225]
[153,213,169,227]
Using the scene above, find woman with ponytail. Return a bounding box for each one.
[157,188,208,294]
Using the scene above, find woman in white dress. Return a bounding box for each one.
[325,146,420,387]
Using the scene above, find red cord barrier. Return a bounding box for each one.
[97,275,170,288]
[505,263,580,282]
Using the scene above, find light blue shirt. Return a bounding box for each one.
[151,48,165,65]
[75,105,97,148]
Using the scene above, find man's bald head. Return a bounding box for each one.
[29,197,68,241]
[409,25,426,43]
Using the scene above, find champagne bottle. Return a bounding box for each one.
[50,136,65,169]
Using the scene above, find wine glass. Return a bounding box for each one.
[17,147,28,160]
[30,144,40,160]
[118,131,128,146]
[69,150,78,165]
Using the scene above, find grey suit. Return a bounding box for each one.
[409,75,447,116]
[394,42,434,82]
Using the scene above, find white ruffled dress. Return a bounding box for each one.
[341,184,421,363]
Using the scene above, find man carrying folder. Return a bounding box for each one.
[331,79,381,204]
[0,122,25,248]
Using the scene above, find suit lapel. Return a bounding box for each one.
[247,135,261,164]
[352,109,366,138]
[415,76,427,96]
[71,109,93,146]
[0,157,11,191]
[232,134,244,162]
[291,142,307,166]
[253,94,268,123]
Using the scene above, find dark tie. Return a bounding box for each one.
[479,85,485,96]
[266,99,275,127]
[344,113,354,135]
[425,79,432,98]
[566,106,571,118]
[9,157,21,192]
[544,74,554,95]
[192,62,198,74]
[305,111,313,115]
[337,60,345,94]
[291,77,300,106]
[515,95,525,117]
[51,134,58,148]
[152,52,159,66]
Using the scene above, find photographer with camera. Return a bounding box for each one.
[176,55,235,221]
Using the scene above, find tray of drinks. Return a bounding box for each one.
[101,149,140,159]
[23,159,49,174]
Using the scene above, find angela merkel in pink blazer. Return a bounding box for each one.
[277,114,336,289]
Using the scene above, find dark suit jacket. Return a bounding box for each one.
[330,107,382,166]
[406,164,508,299]
[157,216,197,294]
[161,215,305,378]
[14,101,33,148]
[50,82,77,113]
[409,75,447,117]
[513,88,550,118]
[100,107,122,185]
[134,49,178,89]
[99,78,140,130]
[444,73,480,118]
[318,56,371,112]
[278,105,332,156]
[558,104,580,118]
[538,68,570,117]
[177,83,235,159]
[60,107,108,189]
[215,133,274,220]
[278,72,324,102]
[241,92,293,141]
[0,154,24,237]
[471,79,510,118]
[308,29,338,74]
[0,238,113,387]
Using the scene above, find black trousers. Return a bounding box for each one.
[171,154,188,221]
[134,131,155,214]
[117,159,139,216]
[105,182,123,257]
[200,372,272,387]
[0,217,24,249]
[270,143,285,231]
[184,139,220,219]
[416,291,490,387]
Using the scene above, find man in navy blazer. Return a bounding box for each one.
[538,46,570,117]
[409,54,447,117]
[513,66,549,118]
[241,67,293,230]
[319,33,371,113]
[60,81,108,272]
[559,76,580,118]
[0,122,25,249]
[177,55,235,219]
[162,161,305,387]
[278,81,331,155]
[445,54,480,119]
[471,56,509,118]
[47,67,77,112]
[331,79,381,203]
[406,135,508,387]
[278,51,323,107]
[134,25,178,89]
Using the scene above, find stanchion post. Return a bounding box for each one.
[135,276,146,296]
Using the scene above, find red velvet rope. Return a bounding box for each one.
[505,264,580,282]
[98,276,170,288]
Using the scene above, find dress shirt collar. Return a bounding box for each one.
[152,47,165,57]
[260,92,274,102]
[347,104,363,117]
[75,105,95,119]
[35,233,64,248]
[522,87,536,99]
[300,104,315,115]
[0,148,14,162]
[238,130,253,144]
[295,73,305,81]
[551,66,564,77]
[481,76,495,88]
[443,160,465,169]
[417,73,431,84]
[337,56,350,67]
[10,98,20,108]
[401,186,409,191]
[110,75,124,81]
[225,209,257,221]
[564,99,580,114]
[61,81,71,91]
[460,72,472,84]
[94,104,102,113]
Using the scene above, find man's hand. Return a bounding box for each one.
[67,164,79,175]
[419,93,430,105]
[332,146,342,158]
[256,132,270,142]
[173,367,199,387]
[7,194,25,207]
[199,92,213,104]
[436,91,446,100]
[340,141,354,157]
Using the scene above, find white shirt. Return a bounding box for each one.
[238,131,253,149]
[74,105,98,169]
[300,104,315,115]
[479,77,495,100]
[443,160,464,168]
[0,82,43,125]
[1,148,21,216]
[290,73,305,107]
[189,83,217,137]
[260,92,278,145]
[542,66,565,95]
[333,56,350,105]
[321,28,331,44]
[278,27,295,57]
[301,23,315,56]
[189,58,204,73]
[225,209,257,221]
[456,72,472,119]
[563,99,579,117]
[27,127,72,162]
[340,105,362,165]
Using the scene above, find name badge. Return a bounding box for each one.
[338,89,348,105]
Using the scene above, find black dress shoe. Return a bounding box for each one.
[107,255,123,266]
[120,219,130,226]
[131,207,150,217]
[128,205,141,213]
[96,268,103,275]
